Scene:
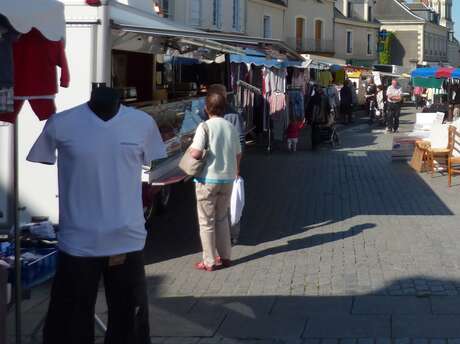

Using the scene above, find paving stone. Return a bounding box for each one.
[271,296,352,315]
[218,312,308,339]
[394,338,410,344]
[302,315,391,338]
[393,315,460,338]
[413,339,429,344]
[352,296,431,314]
[430,340,446,344]
[164,338,200,344]
[148,303,226,337]
[375,338,391,344]
[431,297,460,314]
[340,340,357,344]
[357,339,374,344]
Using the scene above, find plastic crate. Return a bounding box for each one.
[21,248,57,290]
[0,242,13,257]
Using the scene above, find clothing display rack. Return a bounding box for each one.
[237,80,261,95]
[235,80,261,145]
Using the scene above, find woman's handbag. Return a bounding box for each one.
[178,122,209,176]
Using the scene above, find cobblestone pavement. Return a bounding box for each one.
[9,107,460,343]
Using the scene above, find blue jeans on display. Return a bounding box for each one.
[289,91,304,119]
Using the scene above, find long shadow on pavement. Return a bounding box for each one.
[140,276,460,340]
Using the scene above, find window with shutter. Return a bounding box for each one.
[263,15,272,38]
[367,34,372,55]
[212,0,222,28]
[190,0,201,26]
[346,31,353,54]
[233,0,241,31]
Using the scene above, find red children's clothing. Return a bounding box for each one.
[286,121,305,139]
[0,99,56,124]
[13,28,70,97]
[0,28,70,123]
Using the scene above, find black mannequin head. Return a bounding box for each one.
[87,84,121,121]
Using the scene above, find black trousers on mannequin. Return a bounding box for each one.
[43,250,151,344]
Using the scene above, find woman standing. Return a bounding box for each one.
[190,91,242,271]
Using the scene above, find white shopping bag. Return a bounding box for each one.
[230,177,245,226]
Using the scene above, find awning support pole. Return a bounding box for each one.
[95,0,111,86]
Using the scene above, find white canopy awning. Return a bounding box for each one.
[110,2,244,55]
[302,54,347,69]
[0,0,66,41]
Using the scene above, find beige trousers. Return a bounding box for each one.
[195,182,233,267]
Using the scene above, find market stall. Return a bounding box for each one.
[410,67,460,120]
[226,48,309,151]
[391,67,460,162]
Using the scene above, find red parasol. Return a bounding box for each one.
[435,67,455,79]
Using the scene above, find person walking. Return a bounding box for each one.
[386,79,403,133]
[340,80,353,124]
[286,118,306,152]
[190,91,242,271]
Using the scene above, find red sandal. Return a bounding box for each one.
[194,261,216,272]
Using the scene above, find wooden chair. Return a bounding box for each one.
[426,125,456,177]
[448,129,460,187]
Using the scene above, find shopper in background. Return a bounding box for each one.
[286,117,306,152]
[326,82,340,120]
[365,77,378,123]
[413,86,424,110]
[208,84,245,152]
[386,79,403,133]
[351,82,358,107]
[340,79,353,124]
[376,85,386,124]
[208,84,245,245]
[190,91,242,271]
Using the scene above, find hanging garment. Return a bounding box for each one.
[13,28,70,96]
[0,98,56,123]
[291,69,307,94]
[333,70,345,85]
[318,71,333,87]
[0,15,20,89]
[268,93,286,119]
[288,90,304,120]
[0,28,70,122]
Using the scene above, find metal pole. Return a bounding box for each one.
[13,121,21,344]
[95,0,111,86]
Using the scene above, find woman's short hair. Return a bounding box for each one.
[208,84,227,99]
[205,92,226,117]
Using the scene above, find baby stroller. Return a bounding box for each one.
[312,92,340,148]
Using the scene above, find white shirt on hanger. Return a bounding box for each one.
[27,103,167,257]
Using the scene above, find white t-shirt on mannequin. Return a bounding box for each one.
[27,103,167,257]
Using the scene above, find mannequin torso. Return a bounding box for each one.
[87,86,121,121]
